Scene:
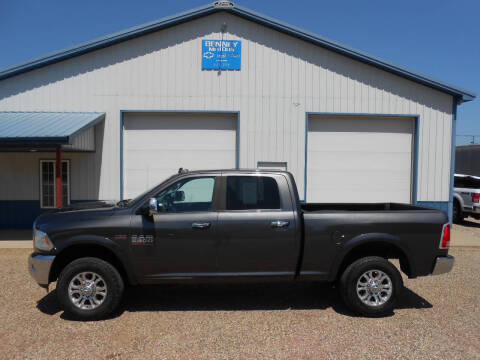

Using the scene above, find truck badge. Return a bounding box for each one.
[131,235,154,245]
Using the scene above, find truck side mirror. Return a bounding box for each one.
[148,198,158,216]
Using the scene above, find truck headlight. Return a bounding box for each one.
[33,229,53,251]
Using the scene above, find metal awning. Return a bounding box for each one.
[0,111,105,150]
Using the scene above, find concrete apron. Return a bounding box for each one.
[0,230,32,248]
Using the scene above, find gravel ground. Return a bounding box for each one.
[0,247,479,360]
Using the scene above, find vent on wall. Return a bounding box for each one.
[213,1,234,8]
[257,162,287,171]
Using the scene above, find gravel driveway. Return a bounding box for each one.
[1,245,479,359]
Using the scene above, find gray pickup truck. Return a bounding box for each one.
[453,173,480,223]
[29,169,453,320]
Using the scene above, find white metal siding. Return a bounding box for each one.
[65,127,95,151]
[0,152,99,201]
[307,115,414,203]
[123,112,237,198]
[0,12,453,202]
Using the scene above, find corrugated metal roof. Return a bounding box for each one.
[0,112,105,144]
[0,3,475,103]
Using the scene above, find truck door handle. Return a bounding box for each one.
[271,220,289,228]
[192,222,211,229]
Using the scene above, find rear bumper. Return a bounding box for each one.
[28,253,55,288]
[463,205,480,214]
[432,255,454,276]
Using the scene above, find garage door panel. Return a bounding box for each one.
[314,190,410,203]
[125,131,235,151]
[308,170,412,188]
[307,116,414,203]
[123,113,237,199]
[308,116,413,133]
[126,114,236,131]
[308,152,412,172]
[308,133,413,152]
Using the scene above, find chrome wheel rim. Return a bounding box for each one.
[356,269,392,307]
[68,272,107,310]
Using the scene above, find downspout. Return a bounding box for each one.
[56,146,62,208]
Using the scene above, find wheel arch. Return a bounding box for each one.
[453,193,463,207]
[331,235,414,281]
[50,242,135,285]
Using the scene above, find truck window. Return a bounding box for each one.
[454,176,465,188]
[455,176,480,189]
[155,176,215,213]
[226,176,280,210]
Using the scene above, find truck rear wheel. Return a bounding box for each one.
[339,256,403,317]
[57,257,124,320]
[453,200,464,223]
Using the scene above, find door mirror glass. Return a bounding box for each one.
[174,190,185,202]
[148,198,158,215]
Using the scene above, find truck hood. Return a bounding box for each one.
[34,200,118,231]
[54,200,117,212]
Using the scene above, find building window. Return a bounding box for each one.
[40,160,70,208]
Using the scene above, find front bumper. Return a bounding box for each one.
[432,255,454,276]
[28,253,55,288]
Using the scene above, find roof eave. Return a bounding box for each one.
[0,137,70,145]
[67,112,105,140]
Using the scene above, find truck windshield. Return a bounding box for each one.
[118,174,179,207]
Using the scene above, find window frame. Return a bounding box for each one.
[223,175,283,212]
[39,159,70,209]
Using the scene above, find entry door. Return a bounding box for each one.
[217,175,297,277]
[133,176,219,278]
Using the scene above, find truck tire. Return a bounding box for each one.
[339,256,403,317]
[57,257,124,320]
[453,200,464,223]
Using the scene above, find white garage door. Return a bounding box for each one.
[307,115,414,203]
[123,112,237,199]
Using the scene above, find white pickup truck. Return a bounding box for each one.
[453,174,480,223]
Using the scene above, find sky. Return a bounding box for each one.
[0,0,478,143]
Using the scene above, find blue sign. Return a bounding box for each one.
[202,39,241,70]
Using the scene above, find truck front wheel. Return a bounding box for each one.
[339,256,403,317]
[57,257,124,320]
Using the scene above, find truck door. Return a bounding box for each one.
[455,175,474,211]
[216,174,298,279]
[130,175,220,279]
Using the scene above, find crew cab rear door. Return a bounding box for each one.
[216,173,298,279]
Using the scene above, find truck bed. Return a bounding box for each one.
[299,202,448,281]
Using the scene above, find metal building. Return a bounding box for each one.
[0,2,475,228]
[456,145,480,177]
